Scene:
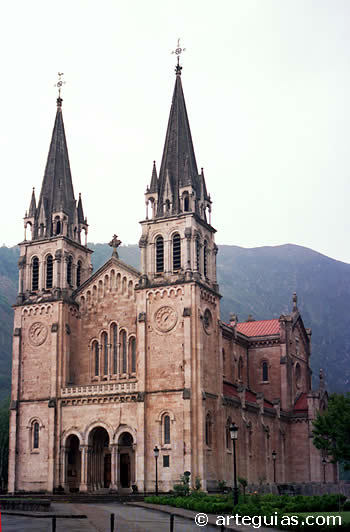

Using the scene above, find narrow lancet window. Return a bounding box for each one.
[164,415,171,444]
[94,341,99,376]
[102,332,108,375]
[203,241,208,277]
[172,233,181,271]
[67,256,73,286]
[46,255,53,289]
[77,260,82,287]
[121,331,127,373]
[33,422,39,449]
[196,236,201,271]
[156,236,164,273]
[262,361,268,381]
[130,337,136,373]
[32,257,39,291]
[112,324,118,374]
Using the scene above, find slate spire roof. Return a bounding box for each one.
[28,188,36,217]
[149,66,210,219]
[36,98,76,226]
[25,97,87,241]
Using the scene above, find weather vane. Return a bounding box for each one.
[171,38,186,75]
[54,72,66,105]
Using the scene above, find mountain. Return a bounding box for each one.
[0,242,349,401]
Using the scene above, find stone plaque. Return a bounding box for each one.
[29,322,48,346]
[154,306,178,333]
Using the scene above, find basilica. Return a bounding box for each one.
[8,59,331,493]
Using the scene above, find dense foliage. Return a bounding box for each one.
[0,397,9,491]
[145,493,349,530]
[313,393,350,469]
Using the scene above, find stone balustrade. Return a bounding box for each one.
[61,381,137,397]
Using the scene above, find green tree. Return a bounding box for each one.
[0,397,10,491]
[312,393,350,470]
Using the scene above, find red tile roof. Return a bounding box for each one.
[223,383,239,398]
[294,392,308,412]
[236,319,280,337]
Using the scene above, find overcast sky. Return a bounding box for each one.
[1,0,349,263]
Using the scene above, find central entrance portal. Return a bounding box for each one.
[118,432,134,489]
[88,426,110,490]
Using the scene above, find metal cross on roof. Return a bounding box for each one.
[172,38,186,75]
[54,72,66,105]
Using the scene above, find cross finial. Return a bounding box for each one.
[172,38,186,75]
[54,72,66,107]
[109,234,122,258]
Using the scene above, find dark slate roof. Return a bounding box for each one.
[36,101,76,225]
[77,193,85,224]
[155,73,203,216]
[28,188,36,217]
[149,161,158,193]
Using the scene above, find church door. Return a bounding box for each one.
[120,453,130,488]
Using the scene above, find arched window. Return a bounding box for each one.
[33,422,39,449]
[164,414,171,444]
[111,323,118,374]
[196,235,201,272]
[67,256,73,286]
[184,194,189,212]
[172,233,181,271]
[222,348,226,377]
[156,236,164,273]
[130,337,136,373]
[295,363,301,385]
[203,240,208,277]
[121,331,127,373]
[55,217,61,235]
[32,257,39,291]
[262,361,268,381]
[102,332,108,375]
[77,260,82,287]
[205,413,212,446]
[225,417,232,449]
[93,341,99,376]
[238,357,243,381]
[165,199,171,213]
[46,255,53,289]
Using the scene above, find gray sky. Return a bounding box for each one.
[1,0,350,263]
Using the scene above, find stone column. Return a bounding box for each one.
[54,250,62,290]
[110,444,118,490]
[184,228,192,280]
[79,445,88,491]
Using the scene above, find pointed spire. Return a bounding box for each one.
[77,193,85,224]
[157,73,201,216]
[28,188,36,217]
[35,98,76,236]
[149,161,158,193]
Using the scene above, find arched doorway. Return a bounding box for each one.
[118,432,135,489]
[88,427,110,490]
[66,435,81,492]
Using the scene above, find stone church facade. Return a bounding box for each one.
[8,62,332,493]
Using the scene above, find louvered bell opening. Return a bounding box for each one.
[32,257,39,291]
[46,255,53,289]
[156,236,164,273]
[173,234,181,271]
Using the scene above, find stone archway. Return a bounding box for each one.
[88,427,110,490]
[118,432,135,489]
[66,435,81,492]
